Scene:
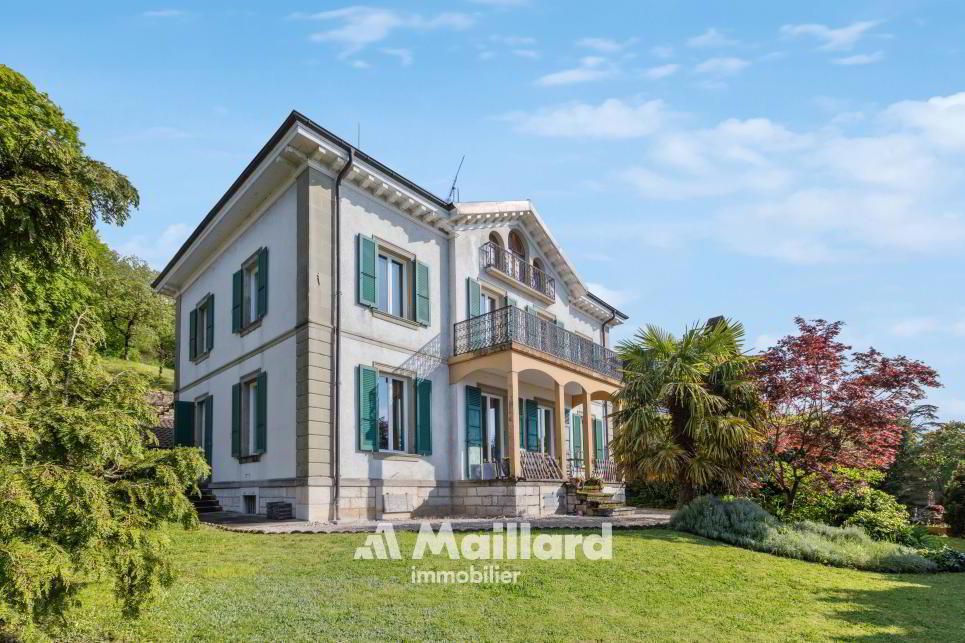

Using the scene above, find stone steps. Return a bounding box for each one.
[191,485,223,514]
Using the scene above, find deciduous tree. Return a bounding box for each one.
[756,318,939,512]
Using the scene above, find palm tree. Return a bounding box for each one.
[611,318,763,508]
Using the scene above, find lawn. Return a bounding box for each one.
[59,526,964,642]
[102,356,174,391]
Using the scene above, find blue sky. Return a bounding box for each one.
[5,1,965,417]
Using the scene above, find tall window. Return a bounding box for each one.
[189,294,214,360]
[233,247,268,334]
[508,230,526,259]
[242,377,258,455]
[483,393,503,464]
[243,260,259,327]
[377,253,407,318]
[537,405,554,454]
[479,291,498,315]
[377,374,407,452]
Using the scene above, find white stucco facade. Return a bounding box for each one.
[155,113,627,521]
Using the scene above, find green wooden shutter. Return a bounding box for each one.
[203,397,214,465]
[188,309,198,360]
[231,383,241,457]
[416,378,432,455]
[525,399,539,452]
[571,413,583,460]
[357,235,377,307]
[255,372,267,454]
[232,270,243,332]
[594,417,605,462]
[415,260,430,325]
[465,385,482,447]
[174,400,194,446]
[357,365,378,451]
[466,277,480,318]
[506,296,517,308]
[205,295,215,352]
[256,248,268,319]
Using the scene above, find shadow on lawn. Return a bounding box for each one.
[626,529,962,642]
[815,577,961,642]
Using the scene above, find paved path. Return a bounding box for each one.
[201,508,674,534]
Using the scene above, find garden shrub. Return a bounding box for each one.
[945,464,965,537]
[626,480,679,509]
[671,496,940,573]
[917,546,965,572]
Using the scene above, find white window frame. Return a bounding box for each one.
[241,375,259,457]
[242,256,259,328]
[377,372,410,453]
[377,251,411,321]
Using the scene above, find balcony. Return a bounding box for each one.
[453,305,621,381]
[480,242,556,302]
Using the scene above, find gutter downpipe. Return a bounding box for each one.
[331,148,354,522]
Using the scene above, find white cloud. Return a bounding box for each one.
[114,224,190,268]
[512,49,540,59]
[694,57,749,76]
[753,334,777,351]
[577,37,637,53]
[505,98,671,139]
[780,21,879,51]
[142,9,185,18]
[509,91,965,262]
[687,27,739,48]
[651,45,673,59]
[833,51,884,65]
[586,282,636,308]
[490,34,536,46]
[382,48,413,66]
[293,7,473,57]
[643,63,679,79]
[891,317,941,337]
[617,95,965,262]
[535,56,616,86]
[884,92,965,149]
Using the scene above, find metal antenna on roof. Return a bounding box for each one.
[447,155,465,203]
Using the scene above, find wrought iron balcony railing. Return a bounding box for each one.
[480,242,556,300]
[453,305,621,380]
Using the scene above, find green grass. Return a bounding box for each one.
[58,526,964,642]
[102,356,174,391]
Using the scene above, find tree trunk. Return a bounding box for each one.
[670,405,697,508]
[123,319,134,360]
[676,470,696,508]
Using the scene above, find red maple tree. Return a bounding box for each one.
[756,318,940,511]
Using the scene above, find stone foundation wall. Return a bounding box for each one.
[210,479,624,522]
[450,481,569,518]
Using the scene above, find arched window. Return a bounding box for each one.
[508,230,527,259]
[488,231,504,248]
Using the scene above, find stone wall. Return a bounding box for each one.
[211,479,623,521]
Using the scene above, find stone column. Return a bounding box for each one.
[553,381,567,476]
[506,370,521,478]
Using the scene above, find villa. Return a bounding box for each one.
[153,112,627,522]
